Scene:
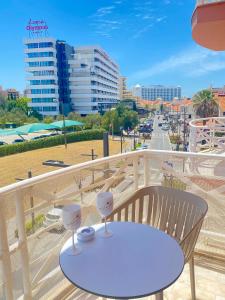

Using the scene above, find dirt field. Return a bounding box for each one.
[0,139,125,188]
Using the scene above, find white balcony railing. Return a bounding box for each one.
[0,150,225,299]
[189,117,225,152]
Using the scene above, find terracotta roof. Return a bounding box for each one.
[214,93,225,111]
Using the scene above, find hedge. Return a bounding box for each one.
[0,129,104,157]
[15,214,45,238]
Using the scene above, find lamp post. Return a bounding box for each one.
[110,108,116,141]
[61,101,67,149]
[53,98,67,149]
[120,126,123,153]
[133,129,136,150]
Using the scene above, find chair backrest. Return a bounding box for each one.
[108,186,208,262]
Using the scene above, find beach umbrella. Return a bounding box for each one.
[50,120,84,149]
[15,123,58,134]
[0,129,26,136]
[51,120,84,129]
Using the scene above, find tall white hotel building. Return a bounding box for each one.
[69,46,119,115]
[24,39,119,116]
[24,38,60,115]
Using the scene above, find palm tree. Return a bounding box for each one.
[192,89,219,124]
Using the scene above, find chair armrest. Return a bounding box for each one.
[180,216,204,262]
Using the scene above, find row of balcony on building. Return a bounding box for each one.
[24,37,121,116]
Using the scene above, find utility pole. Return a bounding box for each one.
[183,106,187,151]
[120,127,123,153]
[61,101,67,149]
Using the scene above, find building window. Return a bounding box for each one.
[31,89,56,94]
[27,43,38,49]
[32,106,43,112]
[39,42,54,48]
[32,70,55,76]
[30,80,55,85]
[28,61,54,67]
[32,98,55,103]
[28,52,54,58]
[43,106,57,112]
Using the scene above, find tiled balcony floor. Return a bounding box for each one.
[52,263,225,300]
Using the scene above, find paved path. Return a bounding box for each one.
[150,116,172,151]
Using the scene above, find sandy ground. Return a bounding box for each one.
[0,139,125,188]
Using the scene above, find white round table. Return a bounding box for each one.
[59,222,184,299]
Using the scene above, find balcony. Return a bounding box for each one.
[192,0,225,50]
[0,150,225,299]
[189,116,225,152]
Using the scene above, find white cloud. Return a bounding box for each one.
[96,6,115,17]
[130,46,225,80]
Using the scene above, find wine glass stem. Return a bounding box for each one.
[104,218,108,233]
[72,230,76,250]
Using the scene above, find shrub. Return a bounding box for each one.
[14,213,45,238]
[0,129,104,157]
[169,135,182,145]
[162,175,187,191]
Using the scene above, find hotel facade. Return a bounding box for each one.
[24,38,119,116]
[132,84,182,102]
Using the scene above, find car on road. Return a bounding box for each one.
[43,205,64,232]
[141,144,149,149]
[162,124,170,131]
[31,136,44,140]
[12,138,24,144]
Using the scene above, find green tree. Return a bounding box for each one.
[67,112,82,121]
[56,114,64,121]
[122,109,139,131]
[102,104,138,133]
[102,109,121,133]
[84,114,102,129]
[43,116,54,124]
[193,89,219,121]
[0,94,7,109]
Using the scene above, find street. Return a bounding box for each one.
[149,115,172,151]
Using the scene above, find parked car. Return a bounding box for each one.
[12,138,24,144]
[43,206,64,231]
[141,144,149,149]
[158,123,163,127]
[31,136,43,140]
[49,132,59,136]
[162,124,170,131]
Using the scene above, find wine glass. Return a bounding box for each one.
[62,204,82,255]
[96,192,114,238]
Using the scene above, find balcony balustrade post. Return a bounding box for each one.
[15,191,32,300]
[144,153,150,187]
[133,156,139,191]
[0,199,13,300]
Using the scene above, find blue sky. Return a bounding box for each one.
[1,0,225,97]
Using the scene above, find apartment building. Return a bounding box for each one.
[24,39,119,116]
[24,37,60,115]
[69,46,119,115]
